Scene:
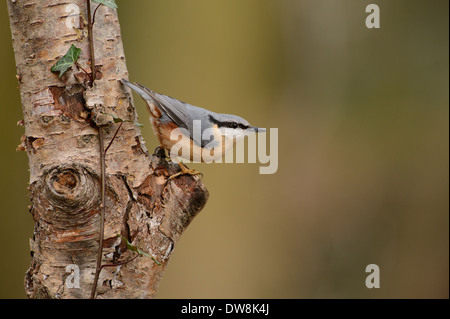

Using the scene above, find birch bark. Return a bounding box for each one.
[7,0,208,299]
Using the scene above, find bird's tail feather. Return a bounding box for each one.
[120,78,154,102]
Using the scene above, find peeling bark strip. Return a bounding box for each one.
[8,0,208,298]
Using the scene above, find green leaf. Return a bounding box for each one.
[92,0,118,9]
[51,44,81,78]
[117,235,161,265]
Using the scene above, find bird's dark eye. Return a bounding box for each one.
[232,123,238,129]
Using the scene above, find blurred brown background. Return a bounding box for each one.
[0,0,448,298]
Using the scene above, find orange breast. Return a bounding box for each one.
[151,117,178,149]
[146,101,162,118]
[150,120,235,163]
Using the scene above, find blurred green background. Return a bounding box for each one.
[0,0,448,298]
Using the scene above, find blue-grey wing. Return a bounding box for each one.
[151,92,218,148]
[132,83,189,131]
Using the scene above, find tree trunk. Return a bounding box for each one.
[7,0,208,299]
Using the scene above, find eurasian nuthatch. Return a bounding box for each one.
[121,79,265,178]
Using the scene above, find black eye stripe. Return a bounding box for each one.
[208,116,248,129]
[226,122,246,129]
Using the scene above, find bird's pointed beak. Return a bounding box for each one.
[252,127,266,133]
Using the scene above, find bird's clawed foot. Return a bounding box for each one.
[168,162,203,180]
[154,146,170,161]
